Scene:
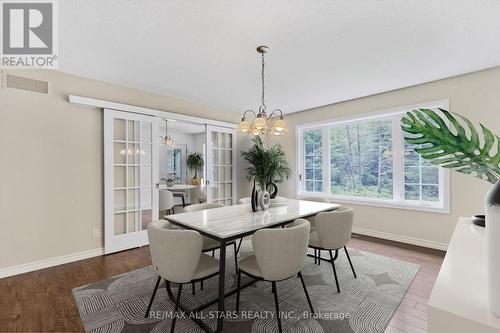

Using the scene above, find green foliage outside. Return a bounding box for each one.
[304,120,394,199]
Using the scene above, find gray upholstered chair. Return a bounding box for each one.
[301,197,330,203]
[301,196,334,262]
[171,191,186,207]
[183,202,223,212]
[183,202,238,293]
[308,206,356,293]
[301,197,331,229]
[159,190,175,215]
[183,203,235,256]
[145,220,219,333]
[236,219,314,333]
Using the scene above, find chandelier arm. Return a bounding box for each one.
[268,109,284,120]
[242,109,257,120]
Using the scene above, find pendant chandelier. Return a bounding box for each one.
[238,46,288,136]
[161,119,175,147]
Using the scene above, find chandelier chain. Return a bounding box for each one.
[261,51,265,109]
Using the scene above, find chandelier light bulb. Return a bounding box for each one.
[273,118,286,132]
[251,128,261,136]
[253,116,267,130]
[238,119,251,133]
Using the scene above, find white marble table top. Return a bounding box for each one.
[165,199,339,240]
[159,184,198,190]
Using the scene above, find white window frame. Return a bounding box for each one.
[295,99,450,214]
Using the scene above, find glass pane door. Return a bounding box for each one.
[206,125,236,206]
[104,109,159,254]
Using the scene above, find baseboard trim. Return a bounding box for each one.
[352,227,448,251]
[0,248,105,279]
[0,229,447,279]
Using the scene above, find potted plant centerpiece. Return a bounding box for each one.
[241,136,291,211]
[401,108,500,316]
[187,152,204,185]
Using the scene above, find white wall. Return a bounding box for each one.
[0,69,239,271]
[262,67,500,249]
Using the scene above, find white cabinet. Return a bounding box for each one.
[428,218,500,332]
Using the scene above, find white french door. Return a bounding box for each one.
[104,109,159,254]
[206,125,237,205]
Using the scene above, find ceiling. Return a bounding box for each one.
[59,0,500,114]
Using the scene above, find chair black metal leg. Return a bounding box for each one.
[298,272,315,313]
[329,250,340,293]
[181,195,186,208]
[314,249,317,264]
[344,246,357,278]
[272,282,283,333]
[200,280,204,290]
[192,282,196,295]
[144,276,161,318]
[233,242,238,272]
[318,249,321,265]
[211,250,215,257]
[170,283,183,333]
[236,270,241,313]
[236,237,243,256]
[172,206,175,214]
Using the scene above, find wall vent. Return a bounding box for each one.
[5,74,48,94]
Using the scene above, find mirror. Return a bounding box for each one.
[160,144,187,184]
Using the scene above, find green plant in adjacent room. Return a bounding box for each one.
[187,152,204,180]
[400,108,499,184]
[241,136,291,197]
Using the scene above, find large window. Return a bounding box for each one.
[297,102,450,213]
[329,119,393,199]
[404,142,440,202]
[304,129,323,192]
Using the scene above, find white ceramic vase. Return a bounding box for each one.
[486,180,500,317]
[259,190,271,210]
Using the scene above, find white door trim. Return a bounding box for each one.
[206,125,237,205]
[104,109,159,254]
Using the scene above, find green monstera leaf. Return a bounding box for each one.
[401,108,500,184]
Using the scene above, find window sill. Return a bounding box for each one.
[296,191,450,214]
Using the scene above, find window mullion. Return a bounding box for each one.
[297,128,304,193]
[322,127,330,195]
[392,116,404,203]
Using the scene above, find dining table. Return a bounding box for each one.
[159,184,202,205]
[165,198,339,333]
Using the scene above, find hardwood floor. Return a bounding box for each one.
[0,235,444,332]
[349,234,445,333]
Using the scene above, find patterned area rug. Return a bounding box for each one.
[72,245,419,333]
